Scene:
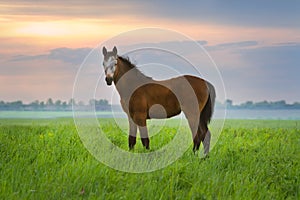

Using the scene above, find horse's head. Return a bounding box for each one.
[102,46,118,86]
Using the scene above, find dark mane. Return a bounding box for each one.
[118,56,136,69]
[118,55,153,80]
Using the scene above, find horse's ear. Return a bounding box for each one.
[102,46,107,56]
[113,46,117,55]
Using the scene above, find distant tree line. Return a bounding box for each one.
[1,98,300,111]
[0,98,110,111]
[216,99,300,110]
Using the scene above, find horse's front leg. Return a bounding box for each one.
[132,111,150,150]
[128,117,137,150]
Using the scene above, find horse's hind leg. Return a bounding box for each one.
[193,133,201,152]
[203,129,211,155]
[139,126,149,149]
[128,117,137,150]
[199,119,211,155]
[184,112,200,153]
[194,124,205,152]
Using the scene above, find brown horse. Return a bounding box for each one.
[102,46,215,155]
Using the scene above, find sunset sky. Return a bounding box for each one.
[0,1,299,104]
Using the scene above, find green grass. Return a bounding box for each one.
[0,119,299,199]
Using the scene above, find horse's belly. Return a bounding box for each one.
[147,100,181,119]
[147,109,181,119]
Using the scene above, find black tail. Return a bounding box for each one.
[200,81,216,125]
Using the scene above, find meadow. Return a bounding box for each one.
[0,118,299,199]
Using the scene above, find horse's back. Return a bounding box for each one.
[168,75,209,113]
[170,75,209,99]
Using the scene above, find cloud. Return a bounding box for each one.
[8,40,209,65]
[0,1,143,18]
[239,43,300,69]
[10,54,44,62]
[206,41,259,51]
[273,42,300,46]
[1,1,300,28]
[218,42,300,102]
[142,1,300,28]
[9,47,93,65]
[48,48,92,64]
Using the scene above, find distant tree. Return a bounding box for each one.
[78,101,85,106]
[89,99,109,108]
[40,101,45,107]
[55,100,62,106]
[98,99,109,106]
[68,98,76,106]
[10,100,23,106]
[89,99,96,107]
[272,100,286,108]
[254,101,270,109]
[293,102,300,109]
[62,101,67,107]
[30,100,39,105]
[29,100,40,110]
[7,100,23,110]
[46,98,54,106]
[240,101,254,109]
[245,101,253,106]
[225,99,233,108]
[0,101,6,109]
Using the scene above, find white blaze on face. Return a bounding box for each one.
[103,56,117,77]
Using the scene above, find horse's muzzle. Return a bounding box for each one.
[105,77,113,86]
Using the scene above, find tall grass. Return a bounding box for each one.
[0,119,299,199]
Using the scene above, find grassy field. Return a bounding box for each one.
[0,119,299,199]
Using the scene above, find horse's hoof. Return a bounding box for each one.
[129,146,134,150]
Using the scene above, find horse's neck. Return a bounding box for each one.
[114,60,152,100]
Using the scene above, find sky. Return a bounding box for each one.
[0,0,300,104]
